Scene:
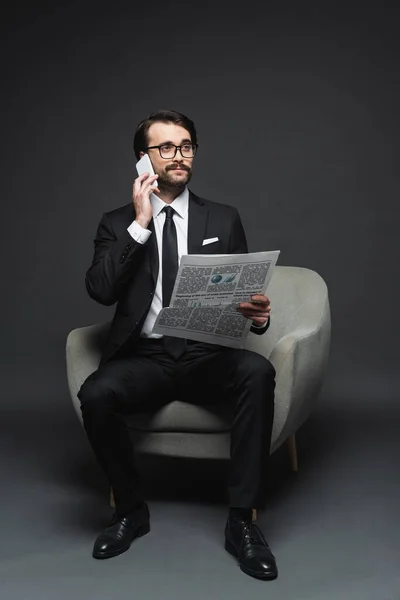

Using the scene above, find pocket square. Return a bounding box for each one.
[202,237,219,246]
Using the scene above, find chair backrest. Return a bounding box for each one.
[245,266,330,358]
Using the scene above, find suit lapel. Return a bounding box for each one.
[188,191,208,254]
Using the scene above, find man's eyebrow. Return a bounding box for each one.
[158,138,192,145]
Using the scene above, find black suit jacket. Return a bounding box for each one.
[86,191,269,365]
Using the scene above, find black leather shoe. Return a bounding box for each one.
[93,505,150,559]
[225,516,278,580]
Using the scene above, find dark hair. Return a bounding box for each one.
[133,109,197,159]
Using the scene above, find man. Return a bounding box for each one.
[78,109,278,580]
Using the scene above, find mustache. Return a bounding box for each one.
[166,164,190,172]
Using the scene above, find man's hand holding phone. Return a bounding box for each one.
[132,172,159,229]
[133,156,159,229]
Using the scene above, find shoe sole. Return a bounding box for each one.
[224,539,278,580]
[93,522,150,559]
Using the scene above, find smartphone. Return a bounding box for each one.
[136,153,158,187]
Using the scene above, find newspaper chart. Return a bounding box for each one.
[153,250,280,348]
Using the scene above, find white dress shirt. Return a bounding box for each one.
[127,187,189,338]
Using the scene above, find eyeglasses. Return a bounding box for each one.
[145,143,198,159]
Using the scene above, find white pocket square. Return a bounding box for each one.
[202,237,219,246]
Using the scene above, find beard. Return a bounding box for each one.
[157,164,192,189]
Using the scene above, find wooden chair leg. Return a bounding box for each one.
[287,433,298,472]
[252,509,257,522]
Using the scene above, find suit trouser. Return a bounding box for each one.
[78,339,275,516]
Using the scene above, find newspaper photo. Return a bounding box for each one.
[153,250,280,348]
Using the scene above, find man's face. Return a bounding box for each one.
[140,122,194,189]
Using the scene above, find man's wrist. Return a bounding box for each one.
[252,318,269,329]
[127,220,152,244]
[135,216,151,229]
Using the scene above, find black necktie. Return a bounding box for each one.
[162,206,178,308]
[162,206,186,359]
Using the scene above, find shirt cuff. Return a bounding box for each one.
[127,220,152,244]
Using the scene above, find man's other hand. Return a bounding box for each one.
[237,294,271,327]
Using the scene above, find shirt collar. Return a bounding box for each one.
[150,187,189,220]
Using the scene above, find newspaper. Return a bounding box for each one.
[153,250,280,348]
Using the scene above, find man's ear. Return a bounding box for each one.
[139,151,145,158]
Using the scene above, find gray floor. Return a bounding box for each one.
[1,364,399,600]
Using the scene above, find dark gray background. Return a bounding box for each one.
[1,1,399,598]
[2,0,399,389]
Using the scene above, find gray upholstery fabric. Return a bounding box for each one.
[66,266,331,457]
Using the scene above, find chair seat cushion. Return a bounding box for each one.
[126,400,234,433]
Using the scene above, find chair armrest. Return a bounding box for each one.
[269,312,331,451]
[66,322,110,420]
